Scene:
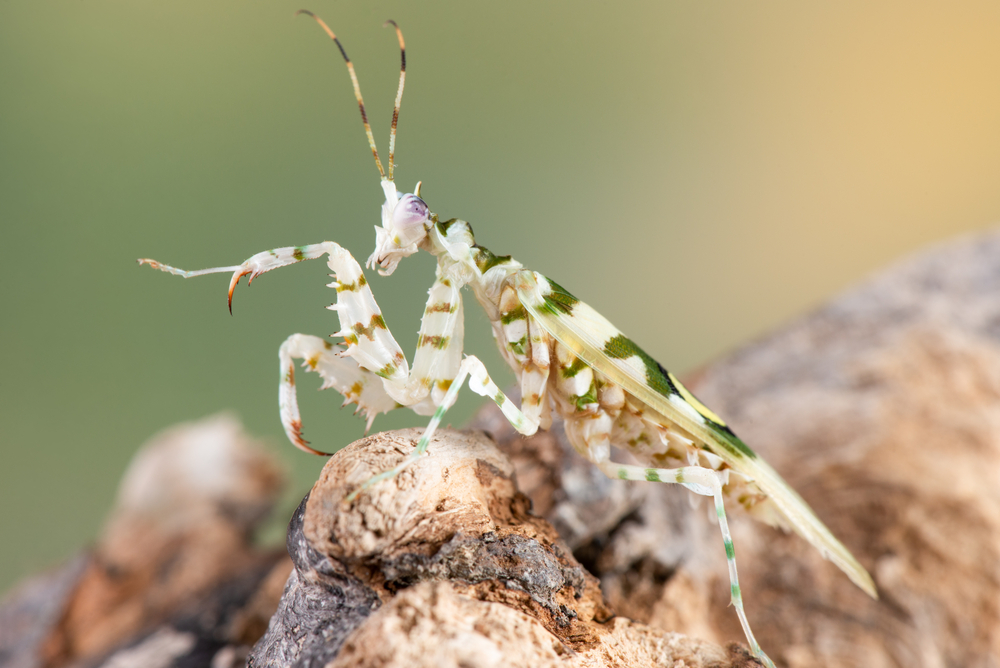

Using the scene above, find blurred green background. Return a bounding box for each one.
[2,1,999,593]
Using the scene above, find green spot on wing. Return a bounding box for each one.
[602,335,757,460]
[541,277,579,316]
[602,334,676,397]
[725,539,735,560]
[645,468,660,482]
[711,425,758,460]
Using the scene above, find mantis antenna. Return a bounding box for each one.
[384,20,406,183]
[296,10,387,180]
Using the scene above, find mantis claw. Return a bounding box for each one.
[227,267,252,314]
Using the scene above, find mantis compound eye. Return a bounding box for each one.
[373,192,429,273]
[393,193,430,229]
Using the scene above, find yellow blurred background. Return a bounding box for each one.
[2,1,999,592]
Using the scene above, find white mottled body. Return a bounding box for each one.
[138,18,876,668]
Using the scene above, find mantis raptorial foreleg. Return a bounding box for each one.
[143,242,409,378]
[278,333,398,454]
[281,267,471,445]
[146,245,483,454]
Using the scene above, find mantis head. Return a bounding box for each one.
[368,179,432,275]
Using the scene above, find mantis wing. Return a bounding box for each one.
[515,270,876,599]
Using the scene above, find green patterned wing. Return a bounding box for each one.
[515,270,876,599]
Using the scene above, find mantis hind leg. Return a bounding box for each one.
[594,459,774,668]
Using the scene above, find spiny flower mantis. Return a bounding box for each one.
[139,13,877,666]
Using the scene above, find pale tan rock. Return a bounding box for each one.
[327,581,738,668]
[303,428,521,564]
[299,428,611,649]
[326,581,568,668]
